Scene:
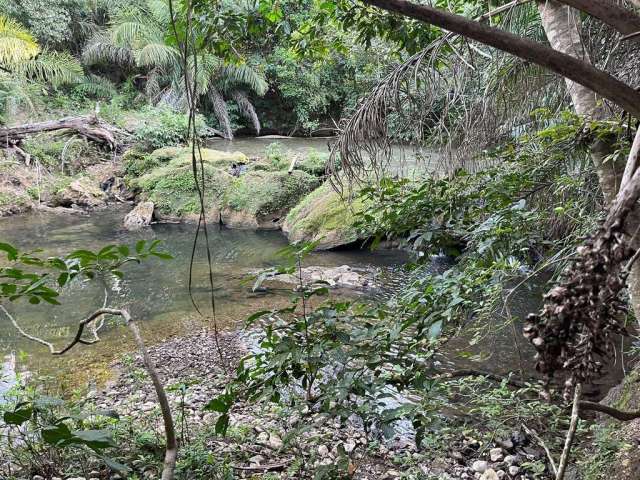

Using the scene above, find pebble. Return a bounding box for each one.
[249,454,265,465]
[490,447,504,462]
[480,469,499,480]
[344,440,356,453]
[472,460,489,473]
[317,444,330,457]
[504,455,518,466]
[256,431,269,443]
[33,476,44,480]
[383,470,400,479]
[496,470,506,479]
[268,434,283,450]
[509,466,520,476]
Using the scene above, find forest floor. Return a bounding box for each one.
[87,331,550,480]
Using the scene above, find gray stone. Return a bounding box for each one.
[472,461,489,473]
[504,455,518,466]
[124,201,154,228]
[33,476,45,480]
[268,433,283,449]
[344,441,356,453]
[480,470,499,480]
[490,447,504,462]
[508,466,520,476]
[317,444,329,457]
[496,470,506,480]
[249,454,265,465]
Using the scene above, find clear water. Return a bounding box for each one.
[0,207,406,392]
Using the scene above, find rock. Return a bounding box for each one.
[221,170,319,229]
[271,264,375,289]
[480,469,499,480]
[472,460,489,473]
[344,441,356,453]
[497,438,514,451]
[283,182,366,250]
[55,177,107,208]
[490,447,504,462]
[317,444,330,457]
[124,201,154,228]
[504,455,518,466]
[33,476,45,480]
[141,401,155,412]
[496,470,506,480]
[67,478,87,480]
[508,466,520,476]
[268,433,283,450]
[256,431,269,443]
[383,470,401,479]
[249,454,265,465]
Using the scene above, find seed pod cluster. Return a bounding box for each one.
[524,219,631,400]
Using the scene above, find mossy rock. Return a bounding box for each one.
[133,157,232,219]
[283,182,365,250]
[221,170,320,229]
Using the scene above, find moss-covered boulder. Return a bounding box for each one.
[130,147,319,228]
[283,182,365,249]
[131,148,240,219]
[221,170,320,229]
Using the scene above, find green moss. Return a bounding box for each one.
[284,182,365,249]
[223,170,319,216]
[150,146,248,168]
[23,136,66,169]
[122,149,162,179]
[296,148,329,176]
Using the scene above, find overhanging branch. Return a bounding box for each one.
[363,0,640,117]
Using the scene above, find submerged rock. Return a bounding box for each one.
[283,182,365,250]
[270,264,376,289]
[124,201,154,228]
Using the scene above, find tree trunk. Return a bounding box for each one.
[0,114,117,150]
[555,0,640,36]
[537,0,640,316]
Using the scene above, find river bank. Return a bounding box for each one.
[77,330,544,480]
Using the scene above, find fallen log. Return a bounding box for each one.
[0,114,118,150]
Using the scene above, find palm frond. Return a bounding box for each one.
[208,87,233,139]
[0,73,41,121]
[231,90,260,135]
[82,31,135,66]
[0,15,40,68]
[216,63,268,96]
[135,42,179,69]
[20,50,83,86]
[74,74,117,98]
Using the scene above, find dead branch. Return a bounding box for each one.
[521,424,558,476]
[0,305,177,480]
[579,400,640,420]
[0,114,118,151]
[556,383,582,480]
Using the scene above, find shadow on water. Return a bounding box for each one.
[0,207,407,392]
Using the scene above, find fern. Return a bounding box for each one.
[0,15,39,68]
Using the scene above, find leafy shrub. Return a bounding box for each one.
[132,107,205,151]
[265,142,289,170]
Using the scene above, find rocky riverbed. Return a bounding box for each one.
[83,331,551,480]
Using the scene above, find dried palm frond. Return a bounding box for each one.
[231,90,261,134]
[208,87,233,139]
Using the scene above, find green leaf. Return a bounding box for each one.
[0,242,18,260]
[72,429,116,451]
[215,413,229,435]
[3,406,33,425]
[204,397,229,413]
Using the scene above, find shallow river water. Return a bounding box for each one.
[0,207,406,393]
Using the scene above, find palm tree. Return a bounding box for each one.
[82,0,267,139]
[0,15,84,122]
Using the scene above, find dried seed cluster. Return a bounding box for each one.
[524,219,631,399]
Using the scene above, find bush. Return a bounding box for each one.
[132,107,207,151]
[265,142,289,170]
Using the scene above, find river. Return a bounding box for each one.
[0,206,406,394]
